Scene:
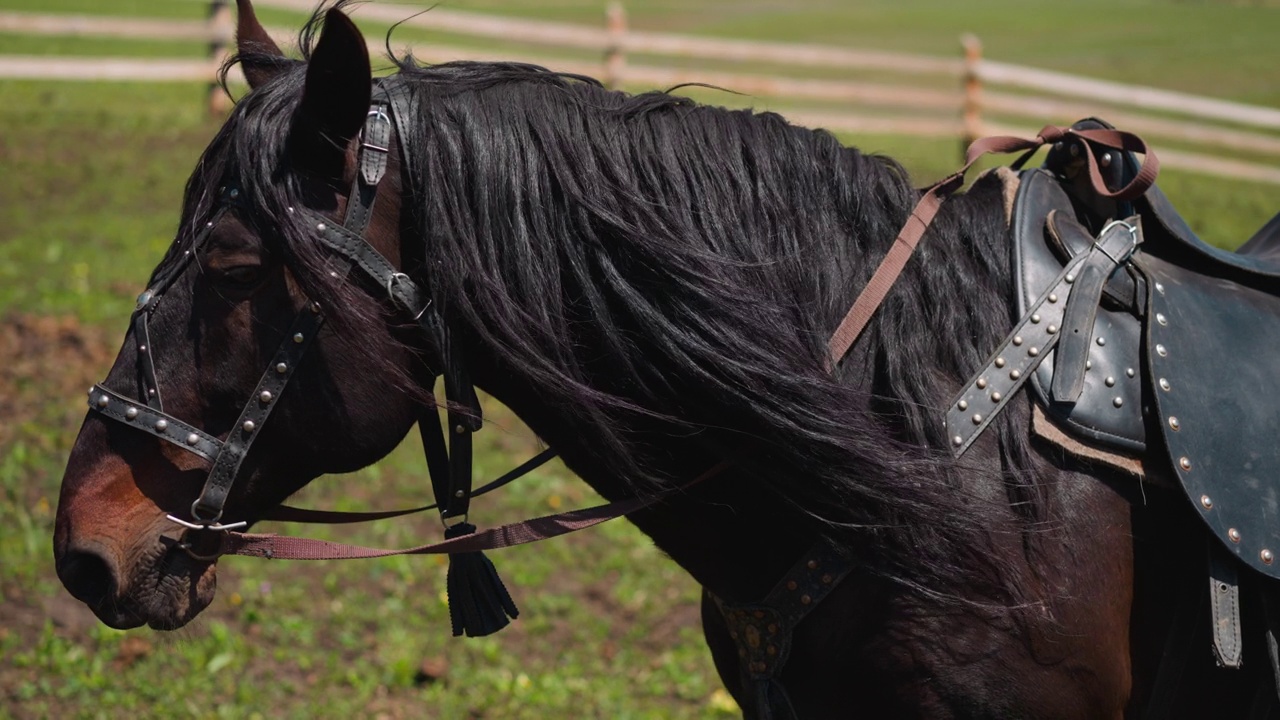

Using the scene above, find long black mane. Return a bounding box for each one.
[205,5,1040,596]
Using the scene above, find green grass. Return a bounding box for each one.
[1,2,1278,718]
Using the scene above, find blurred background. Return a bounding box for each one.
[1,1,1277,717]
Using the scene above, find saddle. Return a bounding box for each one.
[949,119,1280,587]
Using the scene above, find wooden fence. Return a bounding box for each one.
[2,2,1278,184]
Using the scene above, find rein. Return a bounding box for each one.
[85,70,1158,650]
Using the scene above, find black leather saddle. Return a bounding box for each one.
[947,118,1280,581]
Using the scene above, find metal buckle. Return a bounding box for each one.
[386,272,432,320]
[360,107,391,153]
[1094,219,1141,265]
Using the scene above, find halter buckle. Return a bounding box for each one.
[166,514,247,532]
[360,107,392,154]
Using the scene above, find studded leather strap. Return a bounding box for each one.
[87,384,221,462]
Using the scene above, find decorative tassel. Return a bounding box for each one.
[445,522,519,637]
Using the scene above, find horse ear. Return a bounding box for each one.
[235,0,287,88]
[290,9,372,180]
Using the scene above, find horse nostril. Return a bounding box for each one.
[57,548,119,608]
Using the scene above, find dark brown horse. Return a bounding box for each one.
[52,2,1274,717]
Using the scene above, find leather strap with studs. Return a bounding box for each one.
[88,384,221,462]
[946,216,1141,457]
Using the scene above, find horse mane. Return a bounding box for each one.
[204,5,1043,598]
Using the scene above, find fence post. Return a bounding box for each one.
[208,0,233,115]
[961,33,983,158]
[604,2,627,90]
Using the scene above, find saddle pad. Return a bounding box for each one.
[1141,253,1280,578]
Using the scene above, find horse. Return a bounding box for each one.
[51,1,1277,717]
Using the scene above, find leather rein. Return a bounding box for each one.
[84,77,1157,619]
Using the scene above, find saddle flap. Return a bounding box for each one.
[1141,252,1280,579]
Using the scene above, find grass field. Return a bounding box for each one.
[1,2,1278,718]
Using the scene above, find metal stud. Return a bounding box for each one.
[958,400,968,411]
[310,302,321,314]
[1156,282,1165,294]
[1159,378,1171,392]
[1201,494,1213,509]
[1046,324,1057,335]
[971,414,983,425]
[455,424,466,434]
[1179,456,1192,471]
[1096,337,1106,346]
[976,378,988,389]
[1169,416,1180,431]
[186,433,199,446]
[990,392,1002,403]
[1100,152,1112,168]
[952,435,963,447]
[1048,293,1058,303]
[243,421,256,433]
[454,490,465,498]
[97,394,110,408]
[1066,273,1075,284]
[287,206,295,214]
[800,594,812,605]
[1030,314,1041,324]
[155,419,168,432]
[1009,369,1021,380]
[994,358,1006,369]
[148,388,156,397]
[260,391,273,403]
[316,222,327,231]
[228,188,239,199]
[125,407,139,420]
[1028,346,1039,357]
[1156,344,1167,357]
[276,362,288,374]
[1105,376,1116,387]
[1229,528,1241,543]
[1264,549,1275,565]
[1113,397,1124,408]
[1126,368,1136,378]
[1012,336,1024,346]
[1156,313,1168,326]
[138,345,147,354]
[293,333,305,344]
[1086,360,1092,370]
[206,221,214,228]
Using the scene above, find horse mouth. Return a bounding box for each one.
[58,535,219,631]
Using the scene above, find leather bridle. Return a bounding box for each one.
[86,79,554,543]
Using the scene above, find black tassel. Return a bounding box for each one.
[445,522,519,637]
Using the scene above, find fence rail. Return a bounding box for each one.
[1,5,1278,184]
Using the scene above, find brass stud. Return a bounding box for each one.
[1201,494,1213,509]
[1264,549,1275,565]
[1169,416,1180,431]
[1096,337,1106,347]
[1156,313,1168,326]
[952,435,963,447]
[1228,528,1241,543]
[1085,360,1092,370]
[1046,324,1057,335]
[1028,346,1039,357]
[958,400,969,411]
[1156,344,1167,357]
[1012,336,1023,346]
[807,560,818,570]
[1048,293,1058,303]
[155,419,168,432]
[276,362,288,374]
[1009,369,1021,380]
[186,433,199,446]
[972,413,983,425]
[1159,378,1171,392]
[1113,397,1124,408]
[994,357,1006,369]
[243,420,256,433]
[800,594,811,605]
[260,391,273,403]
[976,378,987,390]
[1066,273,1076,283]
[1179,456,1191,471]
[292,333,304,344]
[786,580,797,591]
[1030,313,1041,324]
[1105,376,1116,387]
[310,302,321,314]
[766,646,777,657]
[125,407,138,420]
[990,392,1002,403]
[821,574,832,584]
[1100,152,1113,167]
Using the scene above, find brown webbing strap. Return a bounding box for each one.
[826,125,1157,368]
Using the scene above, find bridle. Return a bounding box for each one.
[86,78,554,546]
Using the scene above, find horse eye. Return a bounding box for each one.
[219,265,265,287]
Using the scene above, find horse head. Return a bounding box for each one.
[52,2,423,630]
